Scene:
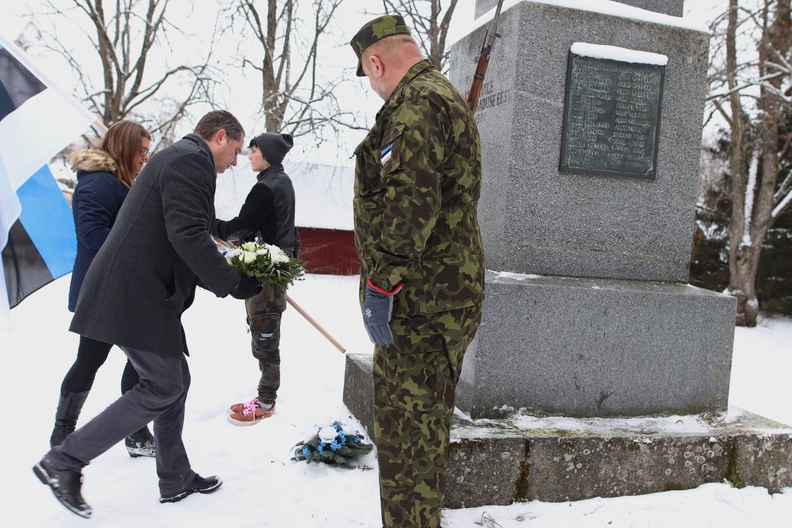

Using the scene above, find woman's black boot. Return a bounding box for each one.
[49,391,90,448]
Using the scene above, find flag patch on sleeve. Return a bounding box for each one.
[380,143,393,165]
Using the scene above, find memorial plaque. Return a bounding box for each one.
[560,51,665,179]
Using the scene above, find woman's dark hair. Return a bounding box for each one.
[100,120,151,189]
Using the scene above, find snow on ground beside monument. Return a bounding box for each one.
[1,274,791,527]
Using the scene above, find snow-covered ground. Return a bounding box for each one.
[2,274,791,527]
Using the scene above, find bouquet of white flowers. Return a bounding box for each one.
[224,239,305,288]
[291,421,373,468]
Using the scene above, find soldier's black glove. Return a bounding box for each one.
[362,283,397,345]
[230,277,263,300]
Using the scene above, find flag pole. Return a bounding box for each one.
[93,120,108,134]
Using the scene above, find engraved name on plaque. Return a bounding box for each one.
[560,43,667,180]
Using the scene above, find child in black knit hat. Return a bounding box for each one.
[250,132,293,165]
[211,131,300,425]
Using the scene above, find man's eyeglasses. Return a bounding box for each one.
[139,147,150,157]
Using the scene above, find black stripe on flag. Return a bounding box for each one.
[2,220,54,308]
[0,46,47,122]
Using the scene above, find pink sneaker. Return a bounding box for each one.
[227,399,275,426]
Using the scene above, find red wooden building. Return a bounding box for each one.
[297,227,358,275]
[291,162,358,275]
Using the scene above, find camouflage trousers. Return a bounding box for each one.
[244,283,287,405]
[373,305,482,528]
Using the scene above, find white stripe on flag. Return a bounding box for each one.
[0,89,96,190]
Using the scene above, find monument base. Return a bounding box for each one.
[343,353,792,507]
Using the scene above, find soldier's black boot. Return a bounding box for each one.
[49,391,90,448]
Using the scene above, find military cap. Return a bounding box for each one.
[350,14,411,77]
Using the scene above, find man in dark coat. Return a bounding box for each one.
[32,110,263,519]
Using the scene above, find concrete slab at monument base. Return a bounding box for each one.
[343,353,792,507]
[447,411,792,506]
[456,271,737,419]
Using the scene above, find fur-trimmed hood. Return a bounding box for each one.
[70,148,117,177]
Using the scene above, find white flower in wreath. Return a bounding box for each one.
[241,241,257,252]
[242,251,257,264]
[267,244,290,264]
[225,248,242,259]
[318,425,339,443]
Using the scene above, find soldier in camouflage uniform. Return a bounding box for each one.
[350,15,485,528]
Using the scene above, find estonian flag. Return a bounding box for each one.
[0,33,96,330]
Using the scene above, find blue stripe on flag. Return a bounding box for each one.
[16,165,76,279]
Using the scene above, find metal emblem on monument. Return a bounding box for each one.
[560,43,666,180]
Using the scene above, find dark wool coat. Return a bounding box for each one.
[70,134,241,356]
[68,149,128,312]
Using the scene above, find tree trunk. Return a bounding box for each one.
[730,241,762,326]
[725,0,758,326]
[724,0,792,326]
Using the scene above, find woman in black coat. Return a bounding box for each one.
[49,120,156,457]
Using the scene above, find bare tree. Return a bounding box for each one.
[226,0,366,146]
[707,0,792,326]
[378,0,459,73]
[23,0,221,145]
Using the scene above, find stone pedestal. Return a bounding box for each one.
[445,0,732,419]
[451,2,709,283]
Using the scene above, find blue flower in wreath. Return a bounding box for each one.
[302,447,311,458]
[317,443,325,454]
[330,440,341,451]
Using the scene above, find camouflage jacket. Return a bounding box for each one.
[353,59,485,315]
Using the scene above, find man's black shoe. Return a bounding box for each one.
[160,474,222,503]
[33,458,92,519]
